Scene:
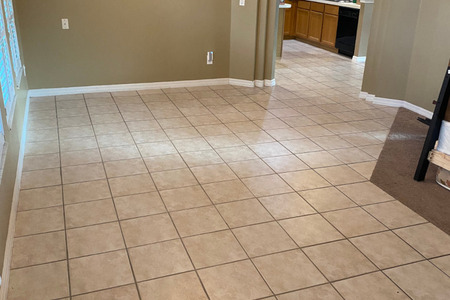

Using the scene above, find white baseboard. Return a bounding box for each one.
[28,78,276,97]
[264,79,276,87]
[0,93,30,300]
[360,92,433,119]
[352,56,366,63]
[254,80,264,88]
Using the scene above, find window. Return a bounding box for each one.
[3,0,21,83]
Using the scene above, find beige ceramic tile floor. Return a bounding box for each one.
[8,40,450,299]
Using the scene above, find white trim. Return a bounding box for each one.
[254,80,264,88]
[0,92,29,300]
[28,78,272,97]
[264,79,276,87]
[352,56,366,63]
[359,91,369,99]
[228,78,255,88]
[361,92,433,119]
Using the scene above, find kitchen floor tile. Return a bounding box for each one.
[202,179,254,204]
[242,174,293,197]
[170,206,228,237]
[63,179,111,204]
[228,159,274,178]
[304,240,377,281]
[129,239,193,281]
[364,201,427,229]
[62,163,105,184]
[277,284,343,300]
[280,170,330,191]
[253,250,327,294]
[323,207,387,238]
[152,168,198,190]
[72,285,139,300]
[394,223,450,258]
[315,165,366,185]
[138,272,208,300]
[333,272,409,300]
[114,192,166,219]
[18,186,62,211]
[183,230,247,268]
[104,158,148,178]
[233,222,297,257]
[160,185,211,211]
[65,198,117,228]
[280,214,344,247]
[216,198,273,228]
[337,181,393,205]
[198,260,272,300]
[300,187,356,212]
[21,168,61,189]
[259,192,315,219]
[120,213,178,247]
[191,164,237,184]
[69,250,134,295]
[108,174,156,197]
[15,206,64,237]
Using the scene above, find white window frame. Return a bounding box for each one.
[3,0,22,86]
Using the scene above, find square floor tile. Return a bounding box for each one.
[181,150,223,167]
[170,206,228,237]
[300,187,356,212]
[23,153,60,171]
[263,155,309,173]
[384,261,450,300]
[364,201,427,229]
[236,131,275,144]
[280,214,344,247]
[108,174,156,197]
[11,231,66,269]
[129,239,193,281]
[104,158,148,178]
[152,168,198,190]
[138,272,208,300]
[69,250,134,295]
[18,186,62,211]
[65,198,117,228]
[144,153,187,172]
[191,164,237,184]
[72,285,139,300]
[333,272,409,300]
[242,174,293,197]
[121,213,178,247]
[315,165,366,186]
[172,137,211,153]
[202,179,254,204]
[431,255,450,276]
[67,222,124,258]
[304,240,377,281]
[15,206,64,237]
[160,185,211,211]
[114,192,166,219]
[61,149,101,167]
[259,193,315,219]
[138,141,177,157]
[337,182,393,205]
[183,230,247,268]
[8,261,69,300]
[216,145,259,162]
[228,159,274,178]
[296,151,343,168]
[253,249,327,294]
[62,163,105,184]
[323,207,387,238]
[280,170,330,191]
[394,223,450,258]
[280,139,323,154]
[63,179,111,204]
[21,168,61,189]
[249,142,291,158]
[348,161,377,179]
[277,284,342,300]
[233,222,297,257]
[329,148,374,164]
[205,134,244,148]
[131,129,168,144]
[198,260,272,300]
[351,231,423,269]
[216,198,273,228]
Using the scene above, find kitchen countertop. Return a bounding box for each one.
[305,0,360,10]
[280,4,292,9]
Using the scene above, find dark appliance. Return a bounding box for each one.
[335,7,360,57]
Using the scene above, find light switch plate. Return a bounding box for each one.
[239,0,245,6]
[207,51,214,65]
[61,18,69,30]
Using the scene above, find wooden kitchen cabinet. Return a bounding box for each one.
[307,10,323,43]
[321,13,338,47]
[295,8,309,39]
[284,0,297,37]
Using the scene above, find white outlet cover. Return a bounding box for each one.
[239,0,245,6]
[61,18,69,30]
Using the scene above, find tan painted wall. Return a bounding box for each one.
[15,0,232,89]
[362,0,421,100]
[230,0,258,80]
[405,0,450,111]
[362,0,450,111]
[354,2,373,58]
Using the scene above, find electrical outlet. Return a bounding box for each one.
[207,51,214,65]
[239,0,245,6]
[61,19,69,30]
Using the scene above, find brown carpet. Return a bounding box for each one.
[371,108,450,235]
